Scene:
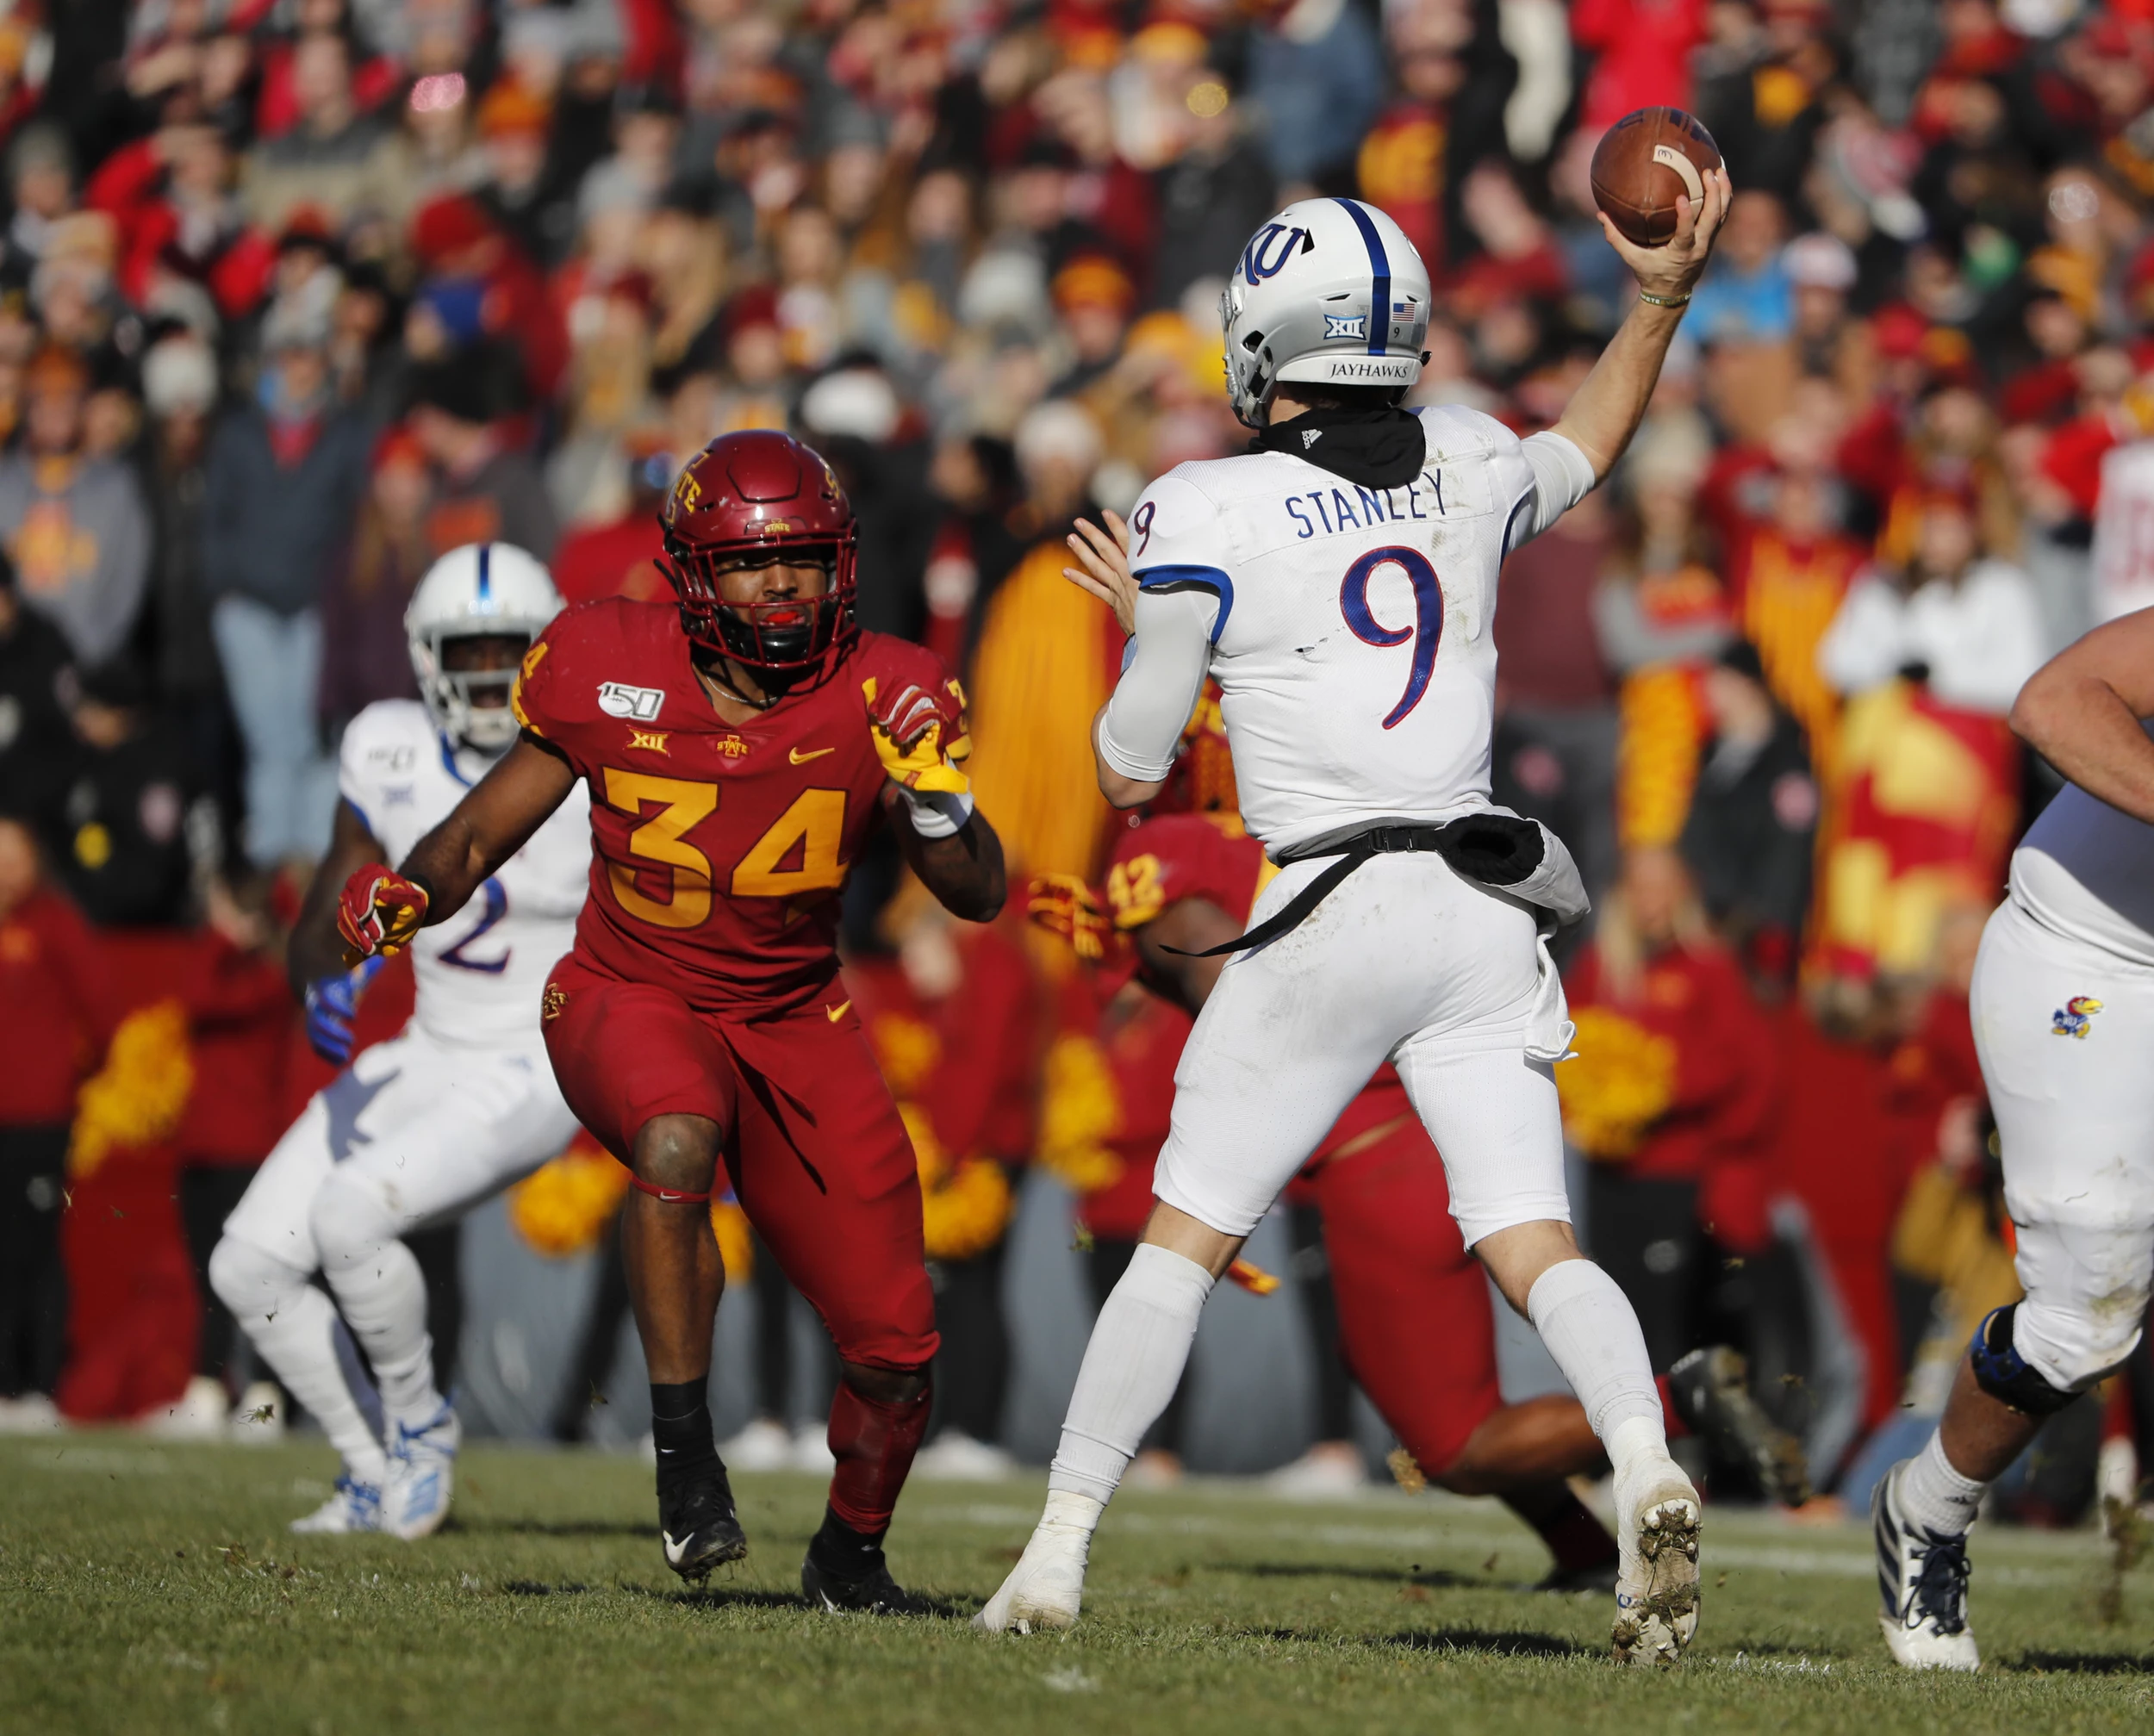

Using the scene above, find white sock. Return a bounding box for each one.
[209,1237,389,1486]
[1047,1243,1216,1508]
[310,1176,440,1427]
[1896,1428,1985,1538]
[1526,1258,1666,1463]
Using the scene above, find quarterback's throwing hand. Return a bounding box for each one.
[1598,163,1733,306]
[1063,512,1137,636]
[336,865,431,967]
[864,675,971,796]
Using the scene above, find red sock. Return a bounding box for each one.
[1657,1374,1690,1440]
[825,1376,932,1536]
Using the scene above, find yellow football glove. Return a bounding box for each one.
[862,675,971,797]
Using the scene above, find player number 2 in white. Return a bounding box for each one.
[1340,545,1443,729]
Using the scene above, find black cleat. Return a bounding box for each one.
[1667,1345,1812,1507]
[800,1551,933,1615]
[658,1465,749,1583]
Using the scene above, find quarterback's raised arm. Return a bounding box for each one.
[2009,607,2154,824]
[335,738,577,964]
[1547,165,1731,482]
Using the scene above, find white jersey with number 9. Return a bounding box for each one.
[1099,404,1593,858]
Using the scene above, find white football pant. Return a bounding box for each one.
[1971,899,2154,1391]
[213,1030,580,1478]
[1153,849,1572,1246]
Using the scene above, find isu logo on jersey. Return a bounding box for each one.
[717,735,751,758]
[598,681,664,722]
[2051,995,2103,1038]
[542,982,567,1024]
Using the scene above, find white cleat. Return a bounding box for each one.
[718,1416,795,1472]
[1610,1450,1702,1666]
[791,1423,837,1475]
[291,1474,385,1534]
[1874,1460,1979,1671]
[141,1375,230,1440]
[912,1429,1018,1483]
[974,1521,1090,1634]
[0,1391,65,1434]
[382,1403,462,1540]
[1264,1440,1367,1500]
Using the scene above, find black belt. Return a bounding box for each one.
[1167,814,1549,960]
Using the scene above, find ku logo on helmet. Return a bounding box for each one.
[1242,223,1307,283]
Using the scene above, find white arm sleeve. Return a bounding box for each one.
[1097,586,1219,784]
[1517,429,1597,542]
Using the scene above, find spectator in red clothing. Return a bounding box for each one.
[408,191,568,405]
[549,445,670,607]
[165,870,297,1435]
[1559,847,1779,1372]
[0,812,112,1428]
[85,121,275,324]
[1571,0,1706,130]
[316,426,432,728]
[1492,487,1620,900]
[1446,159,1568,321]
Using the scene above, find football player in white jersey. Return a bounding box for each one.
[209,544,590,1538]
[979,181,1731,1663]
[1872,607,2154,1670]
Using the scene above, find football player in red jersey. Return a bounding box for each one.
[333,431,1005,1613]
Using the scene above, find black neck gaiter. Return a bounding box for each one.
[1251,406,1426,489]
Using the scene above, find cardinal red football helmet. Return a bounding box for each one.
[658,430,858,675]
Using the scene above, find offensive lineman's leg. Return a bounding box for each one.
[1393,1033,1698,1664]
[1877,905,2154,1671]
[725,1011,939,1615]
[308,1043,581,1538]
[542,967,744,1580]
[215,1070,403,1530]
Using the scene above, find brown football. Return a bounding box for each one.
[1590,107,1722,247]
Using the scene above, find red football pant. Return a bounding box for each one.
[544,955,937,1529]
[1304,1118,1503,1478]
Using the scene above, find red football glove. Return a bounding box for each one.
[863,675,970,795]
[336,865,430,967]
[1027,872,1111,961]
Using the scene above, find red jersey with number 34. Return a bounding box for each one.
[513,597,961,1016]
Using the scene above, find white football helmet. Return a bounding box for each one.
[405,542,563,753]
[1219,197,1433,427]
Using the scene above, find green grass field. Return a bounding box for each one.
[5,1434,2154,1734]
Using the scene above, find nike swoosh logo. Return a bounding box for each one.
[825,1000,850,1023]
[663,1530,688,1562]
[790,745,836,764]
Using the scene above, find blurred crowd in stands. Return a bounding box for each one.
[6,0,2154,1519]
